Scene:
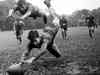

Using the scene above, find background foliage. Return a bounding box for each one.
[0,0,100,31]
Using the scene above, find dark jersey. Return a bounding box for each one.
[59,18,68,30]
[85,15,96,27]
[28,30,44,48]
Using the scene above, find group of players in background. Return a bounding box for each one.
[7,0,98,64]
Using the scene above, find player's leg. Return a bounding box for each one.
[47,43,61,58]
[42,14,48,24]
[19,35,22,44]
[89,27,94,39]
[32,43,61,62]
[18,32,22,44]
[64,29,67,40]
[91,26,95,40]
[91,27,94,35]
[19,30,23,44]
[16,30,22,44]
[61,29,64,40]
[89,29,92,38]
[61,29,67,40]
[15,31,20,44]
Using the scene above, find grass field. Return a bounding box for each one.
[0,26,100,75]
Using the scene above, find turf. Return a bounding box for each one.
[0,26,100,75]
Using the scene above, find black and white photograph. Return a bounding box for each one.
[0,0,100,75]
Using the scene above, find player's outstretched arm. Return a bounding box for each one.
[33,39,49,61]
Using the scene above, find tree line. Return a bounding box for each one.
[0,4,100,31]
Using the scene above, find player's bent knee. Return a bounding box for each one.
[47,46,61,58]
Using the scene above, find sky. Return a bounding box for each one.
[0,0,100,15]
[0,0,5,1]
[52,0,100,15]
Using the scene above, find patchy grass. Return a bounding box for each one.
[0,26,100,75]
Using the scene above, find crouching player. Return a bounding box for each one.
[6,25,61,75]
[21,25,61,63]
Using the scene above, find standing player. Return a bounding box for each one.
[44,0,69,40]
[13,19,25,45]
[59,16,68,40]
[85,14,97,39]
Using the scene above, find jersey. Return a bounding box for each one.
[85,15,96,27]
[59,17,68,30]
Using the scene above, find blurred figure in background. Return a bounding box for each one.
[13,19,25,45]
[59,15,68,40]
[8,0,48,24]
[85,13,98,40]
